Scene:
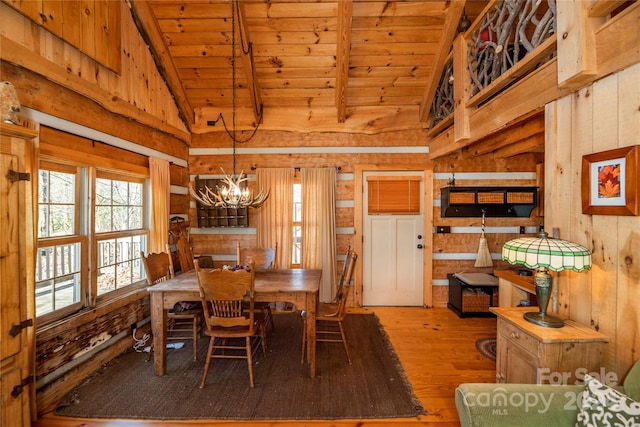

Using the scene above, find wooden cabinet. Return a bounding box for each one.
[492,307,610,384]
[447,273,499,317]
[1,122,38,426]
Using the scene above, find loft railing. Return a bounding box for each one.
[467,0,556,98]
[425,0,638,159]
[429,0,557,130]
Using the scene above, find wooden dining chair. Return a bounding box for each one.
[195,260,267,388]
[301,251,358,364]
[332,246,355,304]
[237,242,277,331]
[236,242,277,271]
[141,250,202,361]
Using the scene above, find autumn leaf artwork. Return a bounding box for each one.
[597,163,621,199]
[582,145,639,216]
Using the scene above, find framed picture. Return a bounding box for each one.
[582,145,639,216]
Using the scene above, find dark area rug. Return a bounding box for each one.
[56,313,426,420]
[475,337,497,362]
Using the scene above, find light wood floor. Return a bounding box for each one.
[33,307,497,427]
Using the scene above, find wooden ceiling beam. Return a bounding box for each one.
[588,0,629,17]
[470,112,544,156]
[235,0,263,124]
[493,134,544,158]
[192,106,426,135]
[419,0,465,123]
[335,0,353,123]
[127,0,194,129]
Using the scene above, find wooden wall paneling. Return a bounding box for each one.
[615,64,640,377]
[564,88,591,320]
[94,1,111,73]
[535,162,544,217]
[104,0,121,74]
[567,85,593,327]
[41,0,63,37]
[588,70,620,372]
[546,96,585,322]
[547,65,640,379]
[62,0,82,48]
[8,0,42,23]
[79,0,96,59]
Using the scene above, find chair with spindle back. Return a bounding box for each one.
[301,250,358,364]
[195,260,267,388]
[237,242,278,331]
[142,249,202,361]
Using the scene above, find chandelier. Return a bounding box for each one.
[189,0,268,209]
[190,168,269,208]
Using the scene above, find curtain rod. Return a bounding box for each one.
[250,166,342,171]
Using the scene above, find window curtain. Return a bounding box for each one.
[256,168,295,269]
[149,157,170,254]
[301,167,337,302]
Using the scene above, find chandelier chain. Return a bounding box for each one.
[188,0,269,209]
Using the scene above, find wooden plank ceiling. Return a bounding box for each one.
[131,0,489,135]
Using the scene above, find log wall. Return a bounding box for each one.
[189,128,544,308]
[1,2,191,411]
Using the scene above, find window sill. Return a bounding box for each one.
[36,284,150,336]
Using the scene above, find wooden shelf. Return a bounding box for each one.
[440,186,538,217]
[494,270,536,294]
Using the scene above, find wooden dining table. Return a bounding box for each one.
[148,268,322,378]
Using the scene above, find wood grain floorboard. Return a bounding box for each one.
[33,307,497,427]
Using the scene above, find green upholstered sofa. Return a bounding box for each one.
[455,360,640,427]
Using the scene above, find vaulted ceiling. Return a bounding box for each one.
[130,0,489,135]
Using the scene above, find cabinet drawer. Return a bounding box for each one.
[498,319,540,357]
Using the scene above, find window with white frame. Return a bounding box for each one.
[36,162,149,322]
[292,181,302,267]
[94,172,146,295]
[36,162,85,319]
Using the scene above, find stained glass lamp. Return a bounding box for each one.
[502,230,592,328]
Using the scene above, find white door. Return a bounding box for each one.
[362,171,424,306]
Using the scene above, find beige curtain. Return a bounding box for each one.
[301,168,336,302]
[149,157,170,254]
[256,168,295,269]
